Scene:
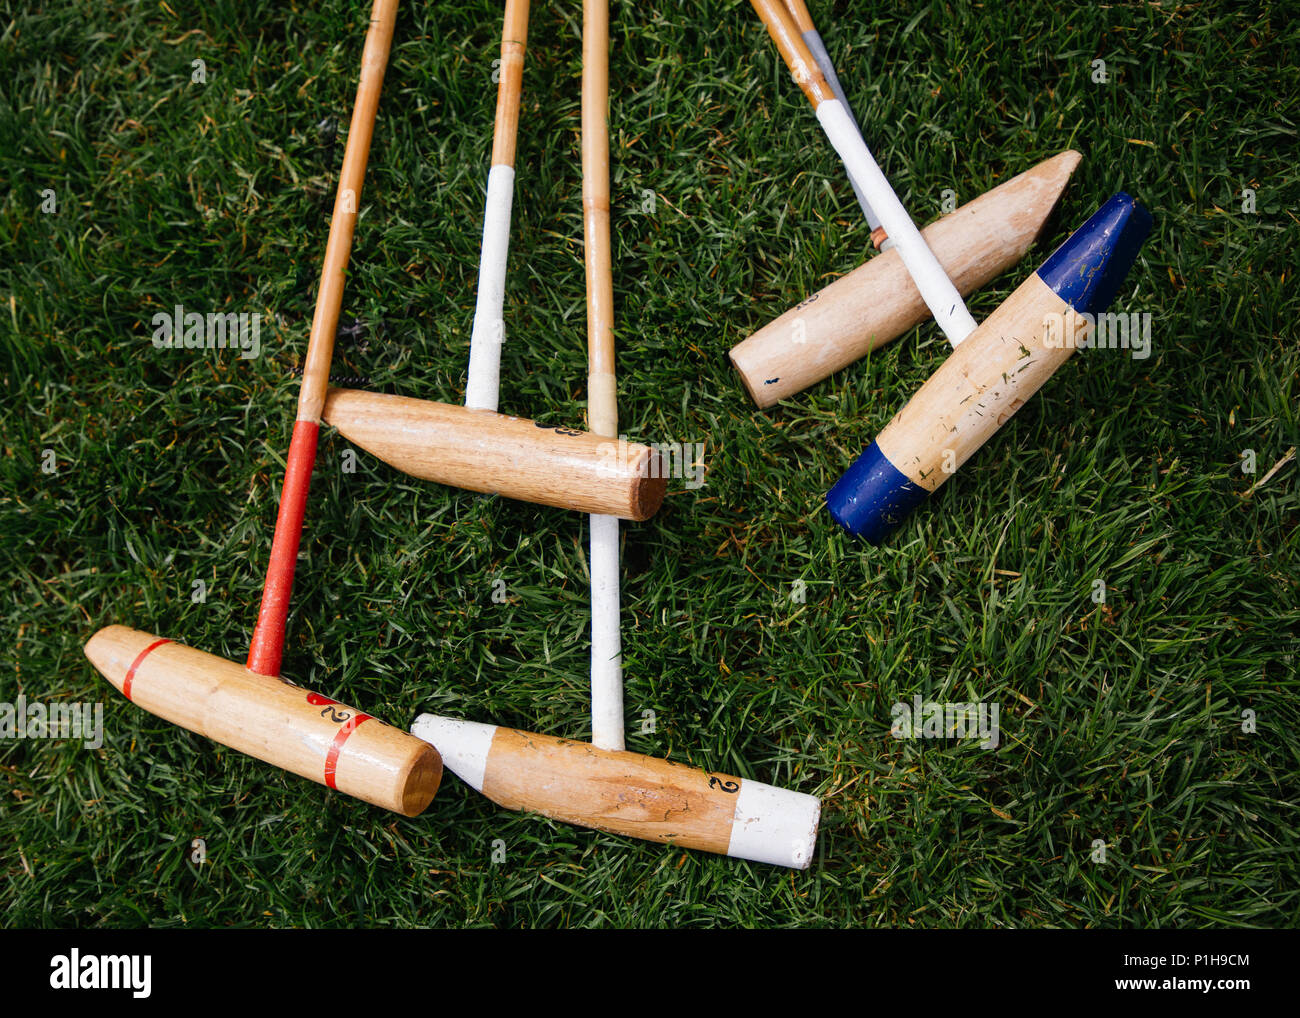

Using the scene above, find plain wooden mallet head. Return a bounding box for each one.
[729,151,1083,408]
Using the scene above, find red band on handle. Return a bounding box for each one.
[122,638,172,701]
[247,420,320,677]
[324,712,373,789]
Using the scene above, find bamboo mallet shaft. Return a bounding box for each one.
[583,0,624,751]
[465,0,530,412]
[583,0,616,423]
[749,0,976,346]
[780,0,881,234]
[247,0,399,677]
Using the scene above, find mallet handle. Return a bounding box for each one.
[490,0,530,169]
[751,0,835,106]
[782,0,817,33]
[583,0,616,425]
[247,0,399,676]
[298,0,397,424]
[465,0,530,412]
[583,0,624,752]
[780,0,881,232]
[749,0,978,346]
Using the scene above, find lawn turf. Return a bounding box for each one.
[1,0,1297,928]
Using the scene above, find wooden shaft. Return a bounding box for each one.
[781,0,881,232]
[247,0,399,677]
[751,0,975,345]
[782,0,816,34]
[490,0,529,168]
[466,0,530,412]
[582,0,617,435]
[322,388,667,520]
[582,0,625,753]
[729,151,1082,408]
[750,0,835,107]
[86,626,441,816]
[412,715,821,868]
[246,420,317,675]
[298,0,399,424]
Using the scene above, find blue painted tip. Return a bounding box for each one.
[1037,192,1153,316]
[825,442,929,545]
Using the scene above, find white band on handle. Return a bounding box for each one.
[465,163,516,410]
[589,513,623,751]
[801,29,881,233]
[815,100,977,346]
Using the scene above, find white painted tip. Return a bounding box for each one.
[411,714,497,792]
[465,164,517,411]
[814,99,977,346]
[729,780,822,869]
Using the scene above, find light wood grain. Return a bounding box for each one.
[875,273,1081,492]
[583,0,617,437]
[490,0,529,168]
[85,625,441,816]
[298,0,399,424]
[782,0,817,35]
[482,727,739,855]
[750,0,835,107]
[730,150,1081,407]
[323,388,667,520]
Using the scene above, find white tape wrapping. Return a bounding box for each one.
[728,779,821,869]
[815,100,977,346]
[589,513,624,751]
[465,164,516,410]
[801,29,881,233]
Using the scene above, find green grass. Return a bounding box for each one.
[1,0,1297,928]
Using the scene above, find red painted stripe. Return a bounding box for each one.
[122,638,172,701]
[323,713,373,789]
[247,420,320,677]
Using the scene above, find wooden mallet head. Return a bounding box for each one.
[729,151,1083,408]
[826,192,1153,544]
[86,626,442,816]
[321,390,667,520]
[412,714,820,869]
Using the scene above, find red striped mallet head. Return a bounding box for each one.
[87,626,440,815]
[84,0,441,815]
